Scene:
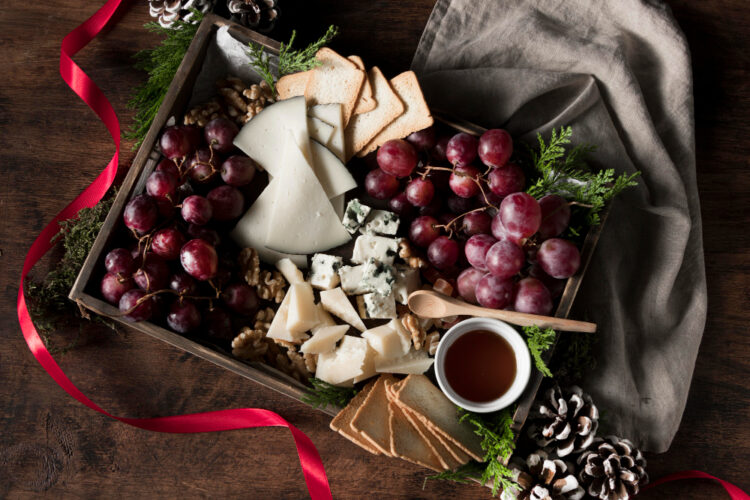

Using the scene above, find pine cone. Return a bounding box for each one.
[503,449,584,500]
[577,436,648,500]
[149,0,215,28]
[528,385,599,457]
[227,0,279,33]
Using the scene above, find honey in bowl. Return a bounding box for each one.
[443,329,517,403]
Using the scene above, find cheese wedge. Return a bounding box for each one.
[266,291,309,343]
[315,335,369,386]
[286,282,318,333]
[362,323,411,360]
[275,258,305,284]
[301,324,348,354]
[311,303,337,333]
[304,48,365,125]
[310,140,357,199]
[319,287,366,332]
[309,103,345,162]
[330,194,345,219]
[352,342,378,383]
[375,348,433,374]
[348,55,377,114]
[264,135,351,254]
[309,116,335,145]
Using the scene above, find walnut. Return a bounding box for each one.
[303,353,318,373]
[272,338,298,351]
[425,331,440,355]
[218,86,248,113]
[433,278,454,297]
[401,313,426,351]
[231,327,269,361]
[253,307,275,331]
[257,270,286,303]
[184,99,226,127]
[239,248,260,286]
[398,238,428,268]
[275,350,310,383]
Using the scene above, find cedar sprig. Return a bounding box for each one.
[302,377,358,409]
[523,325,556,377]
[423,461,484,487]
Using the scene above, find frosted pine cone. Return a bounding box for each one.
[528,385,599,457]
[503,449,584,500]
[227,0,279,33]
[577,436,648,500]
[149,0,215,28]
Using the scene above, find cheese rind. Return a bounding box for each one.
[320,287,366,332]
[342,198,371,234]
[300,325,349,354]
[310,253,343,290]
[286,282,318,333]
[351,235,399,265]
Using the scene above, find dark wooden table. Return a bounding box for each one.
[1,1,748,498]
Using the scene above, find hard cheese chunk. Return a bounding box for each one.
[362,323,410,360]
[286,282,318,333]
[387,317,413,354]
[375,349,434,375]
[308,103,345,162]
[266,291,309,343]
[338,264,368,295]
[232,96,311,177]
[316,335,369,386]
[393,265,420,305]
[361,258,396,296]
[352,342,378,383]
[312,303,337,333]
[309,140,357,199]
[301,324,349,354]
[361,210,400,236]
[320,287,366,332]
[342,198,371,234]
[264,135,351,254]
[310,253,343,290]
[357,292,397,320]
[351,235,399,265]
[276,258,305,284]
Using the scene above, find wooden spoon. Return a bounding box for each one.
[407,290,597,333]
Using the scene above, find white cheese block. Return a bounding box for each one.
[286,282,318,333]
[351,234,399,265]
[264,135,352,254]
[310,139,357,199]
[311,303,337,333]
[361,258,396,296]
[338,264,368,295]
[309,103,344,162]
[393,265,420,305]
[315,335,368,386]
[375,348,434,375]
[308,116,335,145]
[330,194,345,219]
[341,198,371,234]
[300,324,348,354]
[352,343,378,383]
[276,258,306,284]
[310,253,343,290]
[387,317,414,355]
[266,291,309,343]
[232,96,311,177]
[319,287,366,332]
[360,210,400,236]
[230,181,307,268]
[358,292,397,319]
[362,323,410,360]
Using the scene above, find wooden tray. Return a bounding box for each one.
[69,15,608,430]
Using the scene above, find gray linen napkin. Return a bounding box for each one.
[412,0,706,453]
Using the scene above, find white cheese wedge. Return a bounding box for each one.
[393,265,420,305]
[362,323,410,360]
[266,291,309,343]
[286,282,318,333]
[310,253,343,290]
[308,116,335,145]
[300,324,348,354]
[319,287,366,332]
[264,135,351,254]
[309,103,345,162]
[375,348,434,375]
[275,258,305,285]
[232,96,311,177]
[387,317,413,354]
[330,194,345,219]
[352,343,378,383]
[312,303,337,333]
[309,140,357,199]
[351,234,399,265]
[230,181,307,268]
[315,335,368,386]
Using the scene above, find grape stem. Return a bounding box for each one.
[182,143,218,182]
[114,288,219,318]
[434,206,491,238]
[418,164,498,209]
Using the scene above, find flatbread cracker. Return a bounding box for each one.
[277,71,311,100]
[388,402,444,472]
[348,55,377,114]
[304,48,365,125]
[330,380,381,455]
[351,375,396,455]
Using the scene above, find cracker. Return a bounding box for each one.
[400,407,467,470]
[330,380,380,455]
[388,402,444,472]
[304,48,365,125]
[351,375,396,455]
[348,55,377,114]
[277,71,311,100]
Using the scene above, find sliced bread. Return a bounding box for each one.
[277,71,311,100]
[344,67,404,159]
[358,71,433,157]
[351,375,396,455]
[330,380,380,455]
[388,402,444,472]
[348,55,377,114]
[304,48,365,125]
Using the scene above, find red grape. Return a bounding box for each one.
[180,125,203,148]
[407,127,437,150]
[488,163,525,197]
[427,236,459,270]
[409,216,440,247]
[388,191,414,216]
[431,135,450,162]
[475,274,515,309]
[538,194,571,239]
[478,129,513,168]
[118,289,154,322]
[464,234,496,271]
[181,195,213,225]
[491,214,524,245]
[462,211,492,235]
[204,118,239,154]
[499,192,541,238]
[105,248,135,275]
[207,185,244,221]
[514,277,553,315]
[160,126,192,159]
[123,194,159,234]
[377,139,418,178]
[447,194,476,214]
[537,238,580,279]
[155,197,175,218]
[133,254,169,291]
[180,239,218,280]
[204,307,233,339]
[169,271,197,295]
[146,171,178,200]
[186,148,219,183]
[365,168,400,199]
[222,283,260,316]
[167,299,201,333]
[155,158,180,182]
[457,267,484,304]
[187,224,221,246]
[446,133,478,167]
[176,180,194,202]
[485,239,524,279]
[220,156,257,186]
[529,263,567,298]
[101,272,133,304]
[151,227,185,260]
[449,164,481,198]
[405,178,435,207]
[418,196,443,216]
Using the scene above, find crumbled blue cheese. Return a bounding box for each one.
[393,264,420,305]
[338,264,369,294]
[341,198,371,234]
[356,292,397,320]
[309,253,343,290]
[351,234,399,265]
[360,210,400,236]
[361,258,396,296]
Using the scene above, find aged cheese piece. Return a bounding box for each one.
[312,303,337,333]
[393,265,420,305]
[309,140,357,199]
[308,116,335,145]
[266,291,309,343]
[362,323,410,360]
[357,292,397,320]
[310,253,343,290]
[315,335,368,386]
[351,234,399,265]
[308,103,345,162]
[300,324,349,354]
[375,348,433,375]
[341,198,371,234]
[352,342,378,383]
[264,136,351,254]
[361,210,400,236]
[232,96,312,176]
[286,282,318,333]
[387,317,413,354]
[275,258,305,284]
[319,287,366,332]
[338,264,368,295]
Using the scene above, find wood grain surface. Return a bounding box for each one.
[0,0,747,498]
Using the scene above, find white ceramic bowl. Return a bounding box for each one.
[434,317,531,413]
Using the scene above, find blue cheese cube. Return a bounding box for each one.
[338,264,369,294]
[310,253,343,290]
[356,292,397,320]
[393,264,421,305]
[341,198,371,234]
[361,258,396,296]
[360,210,400,236]
[351,235,399,265]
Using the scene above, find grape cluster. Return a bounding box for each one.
[369,127,582,315]
[100,118,263,338]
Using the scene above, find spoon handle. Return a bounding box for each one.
[468,305,597,333]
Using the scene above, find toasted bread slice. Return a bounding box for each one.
[348,55,377,114]
[393,375,484,461]
[345,67,405,159]
[351,375,396,455]
[400,407,466,470]
[358,71,433,157]
[330,380,380,455]
[304,48,365,125]
[277,71,311,100]
[388,402,444,471]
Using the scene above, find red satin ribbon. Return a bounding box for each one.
[16,2,332,499]
[641,470,749,499]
